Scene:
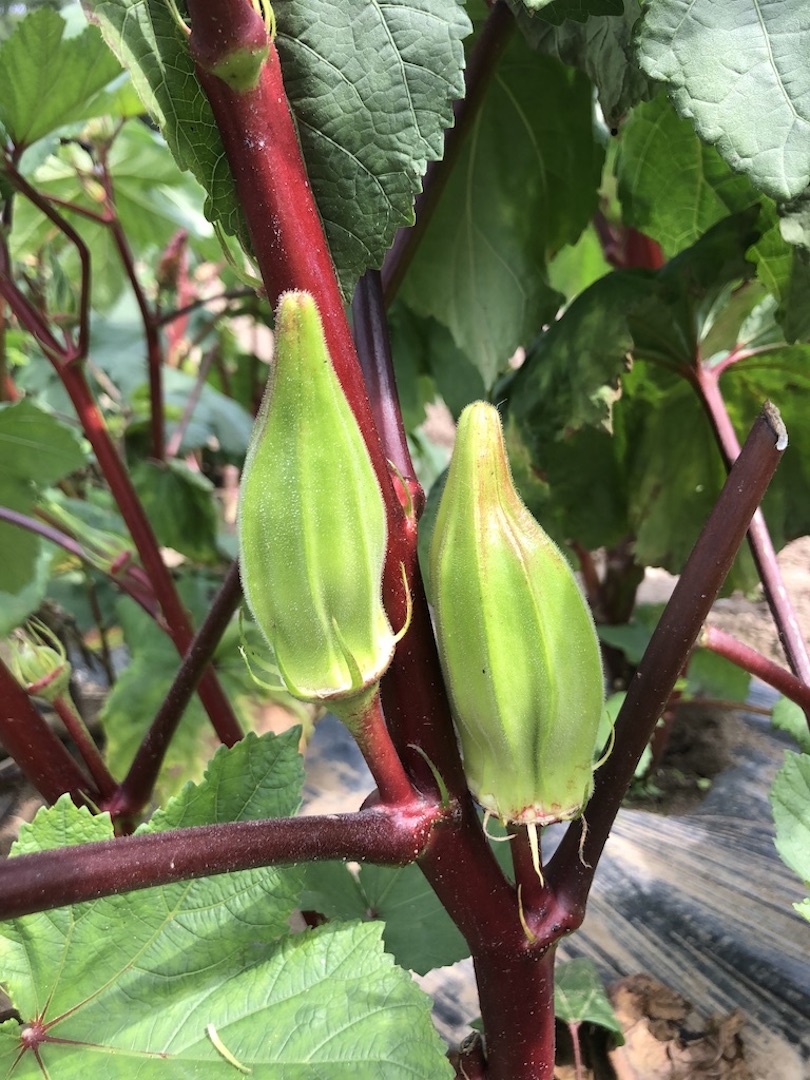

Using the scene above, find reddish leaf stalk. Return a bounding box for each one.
[0,656,99,805]
[51,694,117,802]
[4,166,91,361]
[547,402,787,916]
[0,802,444,921]
[0,506,158,617]
[345,691,418,807]
[55,363,243,747]
[96,147,165,460]
[701,624,810,722]
[696,367,810,685]
[106,561,244,819]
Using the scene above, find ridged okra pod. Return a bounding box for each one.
[238,291,396,708]
[430,401,604,828]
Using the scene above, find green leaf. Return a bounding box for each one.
[684,648,750,703]
[616,93,764,257]
[514,0,656,127]
[302,860,471,975]
[505,212,771,579]
[637,0,810,202]
[0,542,54,636]
[772,697,810,755]
[0,400,85,593]
[555,958,624,1044]
[615,92,810,342]
[0,735,450,1078]
[130,459,220,564]
[388,303,484,424]
[0,7,122,148]
[275,0,470,297]
[87,0,470,300]
[771,752,810,905]
[401,39,603,387]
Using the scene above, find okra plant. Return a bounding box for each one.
[0,1,809,1078]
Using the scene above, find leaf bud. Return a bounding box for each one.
[429,402,604,828]
[238,291,396,707]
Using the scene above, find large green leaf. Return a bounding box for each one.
[0,399,85,593]
[402,37,603,387]
[505,211,781,580]
[0,7,122,148]
[616,93,762,257]
[515,0,656,127]
[86,0,470,300]
[275,0,470,296]
[615,92,810,342]
[771,751,810,921]
[636,0,810,202]
[0,733,450,1078]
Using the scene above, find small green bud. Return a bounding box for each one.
[430,402,604,828]
[11,620,72,703]
[238,291,396,706]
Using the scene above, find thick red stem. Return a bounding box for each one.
[0,802,443,920]
[0,657,98,805]
[57,363,243,747]
[474,945,557,1080]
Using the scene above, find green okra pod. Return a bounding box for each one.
[238,291,396,708]
[430,401,605,831]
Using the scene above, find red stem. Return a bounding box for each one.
[696,367,810,685]
[51,695,118,802]
[55,362,243,747]
[5,166,91,361]
[547,402,787,917]
[343,691,416,807]
[473,945,558,1080]
[0,657,99,805]
[701,624,810,723]
[0,506,159,617]
[0,802,444,920]
[108,561,243,818]
[97,147,165,461]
